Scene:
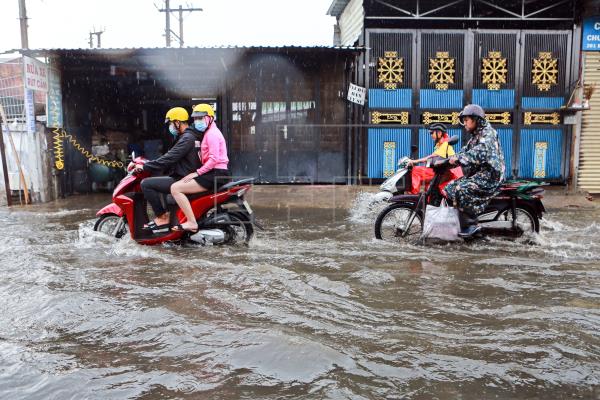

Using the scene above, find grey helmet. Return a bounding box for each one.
[428,122,447,133]
[458,104,486,123]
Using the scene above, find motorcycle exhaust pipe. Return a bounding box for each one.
[190,229,226,244]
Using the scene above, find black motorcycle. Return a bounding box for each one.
[374,137,545,242]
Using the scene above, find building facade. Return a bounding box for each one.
[0,57,55,204]
[20,46,359,196]
[329,0,583,184]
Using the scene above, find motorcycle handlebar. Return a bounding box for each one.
[127,161,146,175]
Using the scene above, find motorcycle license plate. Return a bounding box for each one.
[243,200,253,215]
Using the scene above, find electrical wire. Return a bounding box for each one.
[52,127,124,170]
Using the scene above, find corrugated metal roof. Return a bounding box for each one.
[327,0,351,17]
[4,45,364,56]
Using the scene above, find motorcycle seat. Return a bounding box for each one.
[219,178,255,191]
[500,181,543,196]
[165,192,211,206]
[164,178,256,206]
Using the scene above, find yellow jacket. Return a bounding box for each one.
[433,141,455,158]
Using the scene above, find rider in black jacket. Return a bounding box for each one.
[135,107,204,232]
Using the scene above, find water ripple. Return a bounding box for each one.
[0,199,598,398]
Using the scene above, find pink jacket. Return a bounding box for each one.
[196,124,229,175]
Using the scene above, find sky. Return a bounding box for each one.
[0,0,337,52]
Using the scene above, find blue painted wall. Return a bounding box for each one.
[518,129,562,179]
[521,97,564,109]
[368,89,412,109]
[419,89,463,109]
[367,129,412,178]
[472,89,515,109]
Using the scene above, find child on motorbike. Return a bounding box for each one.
[406,123,462,194]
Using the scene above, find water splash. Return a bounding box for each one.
[347,191,388,224]
[9,208,93,218]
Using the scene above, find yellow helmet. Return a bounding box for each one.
[164,107,189,123]
[191,103,215,118]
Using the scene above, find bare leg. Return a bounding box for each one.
[154,212,170,225]
[170,179,207,231]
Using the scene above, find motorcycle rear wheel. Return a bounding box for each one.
[221,212,254,245]
[375,204,423,242]
[93,213,127,239]
[500,206,539,235]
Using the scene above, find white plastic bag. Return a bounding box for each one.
[421,200,461,241]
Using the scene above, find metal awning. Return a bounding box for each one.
[9,45,364,57]
[327,0,351,17]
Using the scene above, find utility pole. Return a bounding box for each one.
[89,28,104,48]
[157,1,202,47]
[164,0,171,47]
[178,5,184,47]
[94,31,103,48]
[18,0,29,49]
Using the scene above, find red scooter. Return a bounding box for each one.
[93,156,258,245]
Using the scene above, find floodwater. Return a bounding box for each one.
[0,193,599,399]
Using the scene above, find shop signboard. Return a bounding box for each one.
[583,17,600,51]
[23,56,48,92]
[46,68,63,129]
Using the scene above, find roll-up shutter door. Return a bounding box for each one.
[580,52,600,193]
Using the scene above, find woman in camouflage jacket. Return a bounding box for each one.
[446,104,505,237]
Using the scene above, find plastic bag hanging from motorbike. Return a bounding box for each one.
[421,199,461,241]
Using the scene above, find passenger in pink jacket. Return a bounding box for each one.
[170,104,229,232]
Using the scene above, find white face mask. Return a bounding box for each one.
[194,119,208,132]
[168,123,178,137]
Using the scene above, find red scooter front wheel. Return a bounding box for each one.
[94,213,128,239]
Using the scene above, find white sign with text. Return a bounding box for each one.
[23,56,48,93]
[347,83,366,105]
[24,88,36,134]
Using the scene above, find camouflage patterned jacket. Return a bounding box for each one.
[457,121,505,182]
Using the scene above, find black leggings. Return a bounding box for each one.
[140,176,176,216]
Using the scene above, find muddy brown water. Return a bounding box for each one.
[0,193,599,399]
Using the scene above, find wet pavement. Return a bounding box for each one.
[0,193,599,399]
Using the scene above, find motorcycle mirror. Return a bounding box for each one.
[448,136,460,145]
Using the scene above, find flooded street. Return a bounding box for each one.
[0,193,599,399]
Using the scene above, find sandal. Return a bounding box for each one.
[171,223,199,233]
[143,221,170,233]
[151,223,170,233]
[142,221,157,230]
